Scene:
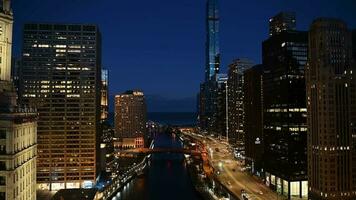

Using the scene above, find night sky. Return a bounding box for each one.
[12,0,356,112]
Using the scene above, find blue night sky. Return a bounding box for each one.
[12,0,356,112]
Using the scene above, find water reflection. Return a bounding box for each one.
[115,133,202,200]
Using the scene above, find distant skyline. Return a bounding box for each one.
[12,0,356,111]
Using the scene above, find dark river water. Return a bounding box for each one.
[113,133,202,200]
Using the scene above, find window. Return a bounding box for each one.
[0,176,5,185]
[0,130,5,139]
[0,161,5,170]
[0,145,5,154]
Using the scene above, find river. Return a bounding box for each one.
[113,133,203,200]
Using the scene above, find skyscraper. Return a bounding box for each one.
[114,90,146,149]
[214,73,228,138]
[263,13,308,198]
[227,58,253,145]
[243,64,264,175]
[269,12,296,37]
[19,23,101,190]
[198,0,221,133]
[205,0,220,81]
[0,1,37,199]
[101,69,109,121]
[307,18,356,200]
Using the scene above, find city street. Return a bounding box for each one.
[184,131,286,200]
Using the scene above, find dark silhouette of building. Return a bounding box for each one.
[19,23,102,190]
[243,64,264,175]
[262,13,308,198]
[227,58,253,145]
[214,74,228,138]
[269,12,296,36]
[353,30,356,59]
[307,18,356,200]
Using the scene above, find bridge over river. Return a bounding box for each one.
[118,147,206,157]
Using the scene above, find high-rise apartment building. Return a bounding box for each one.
[100,69,108,121]
[243,64,264,175]
[269,12,296,36]
[263,13,308,198]
[19,23,101,190]
[114,90,146,149]
[307,18,356,200]
[214,74,228,138]
[0,1,37,199]
[227,58,253,145]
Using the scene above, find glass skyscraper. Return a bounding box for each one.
[205,0,220,81]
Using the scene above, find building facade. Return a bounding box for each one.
[0,1,37,199]
[269,12,296,37]
[214,74,228,138]
[99,123,114,174]
[263,14,308,198]
[227,58,253,145]
[243,64,264,175]
[100,69,108,121]
[307,18,356,200]
[198,0,221,133]
[0,83,38,200]
[205,0,220,81]
[19,23,102,190]
[114,90,146,149]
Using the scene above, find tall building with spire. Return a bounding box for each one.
[198,0,221,133]
[205,0,220,81]
[0,1,37,199]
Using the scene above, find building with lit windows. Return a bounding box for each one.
[213,74,227,138]
[114,90,146,149]
[0,1,37,199]
[243,64,264,175]
[269,12,296,37]
[198,0,220,133]
[205,0,220,81]
[263,13,308,199]
[307,18,356,200]
[19,23,101,190]
[227,58,253,145]
[99,123,114,174]
[100,69,108,121]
